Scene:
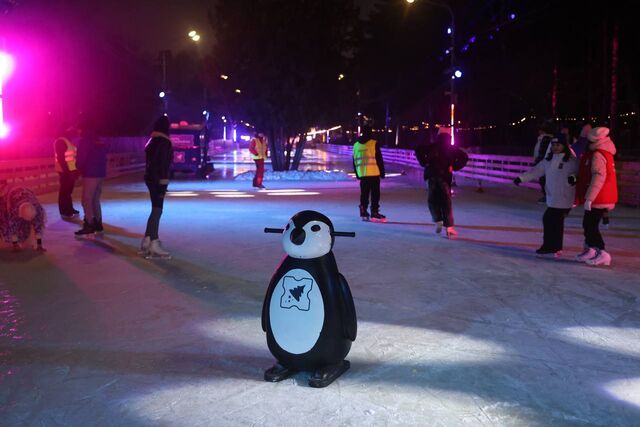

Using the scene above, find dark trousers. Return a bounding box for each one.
[253,159,265,187]
[541,207,570,251]
[145,182,167,240]
[427,178,453,227]
[359,176,381,211]
[58,171,78,215]
[583,208,606,250]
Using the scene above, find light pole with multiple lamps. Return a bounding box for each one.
[406,0,458,145]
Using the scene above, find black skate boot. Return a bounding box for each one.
[74,219,95,236]
[94,218,104,233]
[359,205,370,221]
[370,209,387,223]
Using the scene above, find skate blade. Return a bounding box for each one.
[361,217,370,222]
[144,253,172,260]
[536,252,562,259]
[370,218,387,223]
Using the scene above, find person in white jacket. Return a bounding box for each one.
[514,135,579,256]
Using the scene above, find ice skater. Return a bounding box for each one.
[514,134,578,257]
[0,183,47,252]
[414,127,468,238]
[249,132,268,189]
[74,121,108,236]
[352,125,386,222]
[139,115,173,259]
[573,127,618,266]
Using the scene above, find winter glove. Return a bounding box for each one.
[513,177,522,186]
[584,200,592,211]
[568,175,577,186]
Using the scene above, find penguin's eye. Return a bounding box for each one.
[311,225,321,232]
[285,223,290,231]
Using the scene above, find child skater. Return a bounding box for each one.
[514,134,578,257]
[0,183,47,251]
[573,127,618,266]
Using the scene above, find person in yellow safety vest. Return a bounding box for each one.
[250,132,268,189]
[352,125,386,222]
[54,125,81,219]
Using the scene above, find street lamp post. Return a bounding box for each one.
[407,0,456,145]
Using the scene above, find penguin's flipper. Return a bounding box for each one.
[264,363,297,382]
[261,289,270,332]
[309,360,350,388]
[338,273,357,341]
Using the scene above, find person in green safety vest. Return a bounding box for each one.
[352,125,386,222]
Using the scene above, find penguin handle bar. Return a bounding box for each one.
[264,227,355,238]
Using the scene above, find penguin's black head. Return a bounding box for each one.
[282,210,335,259]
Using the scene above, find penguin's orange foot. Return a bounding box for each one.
[264,363,297,382]
[308,360,350,388]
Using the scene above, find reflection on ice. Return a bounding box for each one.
[604,378,640,408]
[555,327,640,358]
[0,289,26,341]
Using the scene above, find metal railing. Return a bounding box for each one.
[325,144,640,206]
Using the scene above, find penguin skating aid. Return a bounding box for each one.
[262,211,357,388]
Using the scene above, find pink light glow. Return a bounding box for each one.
[0,52,15,140]
[0,52,15,81]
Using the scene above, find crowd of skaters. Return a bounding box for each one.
[0,116,620,267]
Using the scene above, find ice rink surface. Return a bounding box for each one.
[1,153,639,426]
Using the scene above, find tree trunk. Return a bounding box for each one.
[291,133,306,171]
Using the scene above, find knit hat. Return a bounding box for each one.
[152,115,170,135]
[588,127,610,143]
[579,123,592,138]
[551,133,569,147]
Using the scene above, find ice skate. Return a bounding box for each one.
[308,360,350,388]
[264,363,297,382]
[145,239,171,259]
[74,220,95,237]
[359,205,370,222]
[585,249,611,267]
[536,247,562,258]
[370,210,387,223]
[445,226,458,239]
[434,221,443,234]
[138,236,151,255]
[575,247,597,262]
[93,219,104,234]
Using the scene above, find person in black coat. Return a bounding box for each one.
[414,128,468,238]
[140,115,173,258]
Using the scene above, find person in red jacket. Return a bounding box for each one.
[573,126,618,266]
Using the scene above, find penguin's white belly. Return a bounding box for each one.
[269,268,325,354]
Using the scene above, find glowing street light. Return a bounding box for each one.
[234,88,241,94]
[158,91,166,98]
[220,74,229,80]
[188,30,201,42]
[0,51,15,139]
[338,73,345,80]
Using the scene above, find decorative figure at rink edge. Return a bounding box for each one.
[262,210,357,388]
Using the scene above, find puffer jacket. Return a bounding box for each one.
[519,151,579,209]
[576,137,617,210]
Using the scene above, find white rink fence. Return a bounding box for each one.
[325,144,640,207]
[0,137,149,195]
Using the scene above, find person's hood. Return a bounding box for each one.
[589,137,616,155]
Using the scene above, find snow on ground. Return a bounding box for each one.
[1,151,639,426]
